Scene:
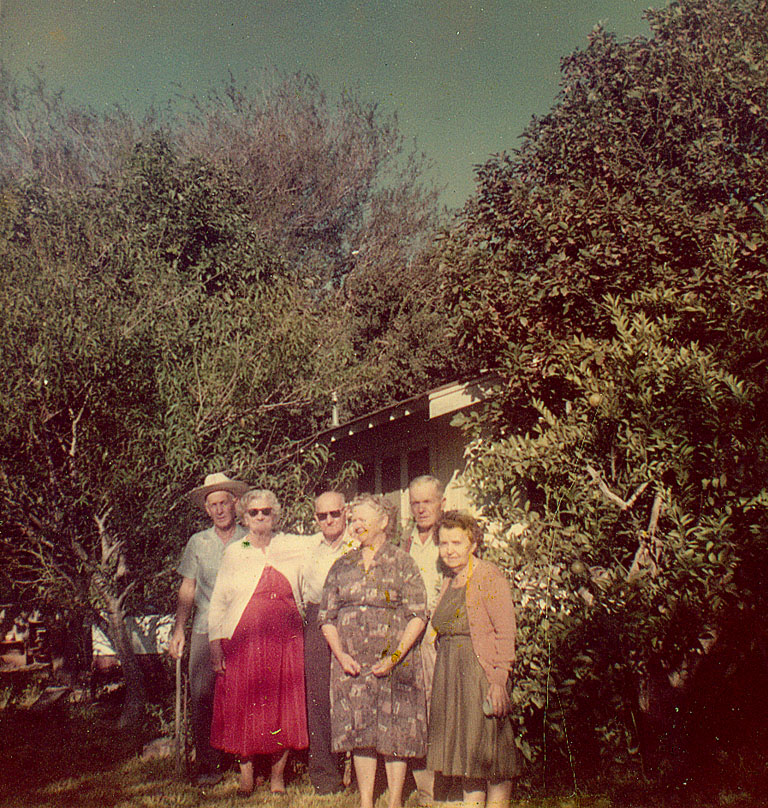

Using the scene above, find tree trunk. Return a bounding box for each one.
[102,593,147,729]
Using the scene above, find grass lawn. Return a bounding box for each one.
[0,702,763,808]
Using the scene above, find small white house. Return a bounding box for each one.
[315,374,498,532]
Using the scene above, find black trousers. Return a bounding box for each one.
[304,603,343,793]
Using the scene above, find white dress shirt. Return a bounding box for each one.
[302,530,358,605]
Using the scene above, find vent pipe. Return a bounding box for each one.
[331,391,340,427]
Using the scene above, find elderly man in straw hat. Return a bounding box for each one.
[169,472,249,787]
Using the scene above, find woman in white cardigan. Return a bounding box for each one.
[208,489,307,796]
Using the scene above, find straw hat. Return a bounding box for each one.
[190,472,249,510]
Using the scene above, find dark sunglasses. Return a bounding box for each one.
[247,507,273,517]
[316,509,343,521]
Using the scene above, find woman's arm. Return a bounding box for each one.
[476,563,517,715]
[209,638,225,673]
[371,615,426,677]
[487,569,516,671]
[321,623,361,676]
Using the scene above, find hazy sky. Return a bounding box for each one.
[1,1,655,207]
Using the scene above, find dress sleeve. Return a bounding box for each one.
[318,556,342,626]
[399,551,428,622]
[482,565,516,682]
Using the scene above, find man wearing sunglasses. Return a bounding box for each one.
[302,490,357,795]
[169,472,249,787]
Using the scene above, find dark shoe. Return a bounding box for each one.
[195,771,222,787]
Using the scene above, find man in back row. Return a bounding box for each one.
[406,474,446,805]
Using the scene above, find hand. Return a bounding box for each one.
[168,627,185,660]
[210,641,225,674]
[371,653,398,678]
[486,682,511,717]
[337,652,361,677]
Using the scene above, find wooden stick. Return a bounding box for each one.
[175,655,183,777]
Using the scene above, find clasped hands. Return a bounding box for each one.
[337,649,401,678]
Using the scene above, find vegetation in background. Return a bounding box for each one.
[0,71,449,724]
[441,0,768,790]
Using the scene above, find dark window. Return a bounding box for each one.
[407,447,430,481]
[381,454,401,495]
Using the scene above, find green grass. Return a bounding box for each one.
[1,750,616,808]
[0,705,579,808]
[0,705,764,808]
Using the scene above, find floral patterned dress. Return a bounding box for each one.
[319,542,428,757]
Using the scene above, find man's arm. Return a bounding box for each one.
[168,576,196,659]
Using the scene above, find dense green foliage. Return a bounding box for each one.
[443,0,768,784]
[0,72,448,723]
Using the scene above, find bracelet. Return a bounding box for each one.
[390,650,401,665]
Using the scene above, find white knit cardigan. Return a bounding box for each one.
[207,532,306,641]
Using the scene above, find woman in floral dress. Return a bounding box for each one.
[319,494,427,808]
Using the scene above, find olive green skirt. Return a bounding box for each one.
[426,586,519,780]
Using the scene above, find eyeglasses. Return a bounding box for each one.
[247,507,273,517]
[316,509,343,521]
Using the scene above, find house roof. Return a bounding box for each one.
[316,373,499,445]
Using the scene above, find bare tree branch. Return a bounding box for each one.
[116,580,136,612]
[586,464,649,511]
[68,401,87,458]
[94,509,114,563]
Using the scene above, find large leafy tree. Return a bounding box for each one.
[442,0,768,783]
[175,73,453,413]
[0,60,450,717]
[0,61,449,723]
[0,68,450,416]
[0,137,353,723]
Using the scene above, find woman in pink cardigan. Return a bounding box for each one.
[426,511,520,807]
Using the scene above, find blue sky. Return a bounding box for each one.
[1,1,656,207]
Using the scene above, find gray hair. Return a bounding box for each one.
[350,493,398,540]
[314,489,346,506]
[409,475,444,498]
[237,489,281,523]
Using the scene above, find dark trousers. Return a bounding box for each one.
[304,603,343,793]
[189,631,222,775]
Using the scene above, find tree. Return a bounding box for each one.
[0,67,446,723]
[0,138,347,725]
[174,72,453,413]
[442,0,768,784]
[0,67,451,415]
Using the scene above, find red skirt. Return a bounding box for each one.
[210,565,308,756]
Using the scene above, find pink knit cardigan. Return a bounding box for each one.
[435,556,516,687]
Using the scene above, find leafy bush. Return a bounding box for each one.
[444,0,768,782]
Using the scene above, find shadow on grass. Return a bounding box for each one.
[4,704,766,808]
[2,751,362,808]
[0,705,360,808]
[0,703,152,806]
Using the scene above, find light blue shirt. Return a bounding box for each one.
[177,524,247,633]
